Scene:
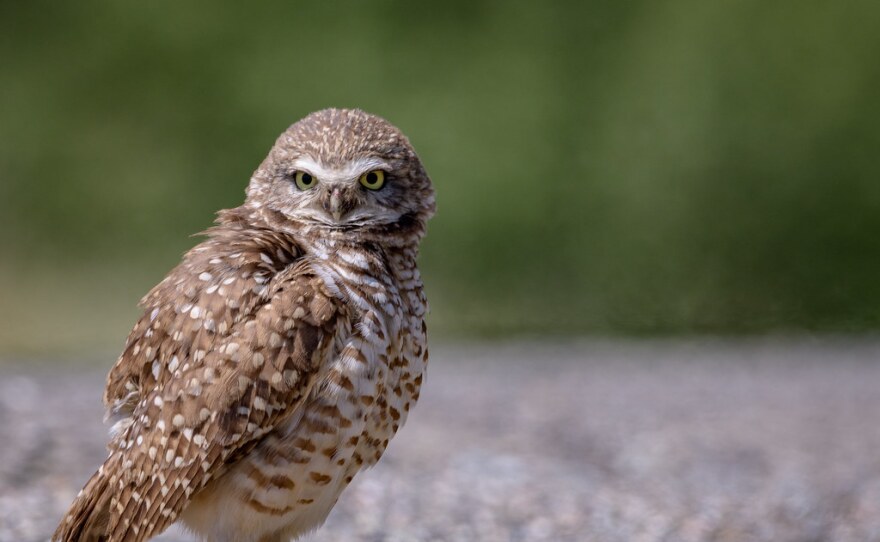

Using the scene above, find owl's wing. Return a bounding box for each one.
[103,220,301,420]
[55,264,343,542]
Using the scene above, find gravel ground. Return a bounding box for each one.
[2,339,880,542]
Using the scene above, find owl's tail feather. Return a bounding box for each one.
[53,453,119,542]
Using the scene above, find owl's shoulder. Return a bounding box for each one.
[103,212,304,416]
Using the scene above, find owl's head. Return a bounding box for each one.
[246,109,435,240]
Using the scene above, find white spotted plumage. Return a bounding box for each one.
[54,109,435,542]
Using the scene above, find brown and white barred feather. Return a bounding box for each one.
[54,108,434,542]
[55,225,343,541]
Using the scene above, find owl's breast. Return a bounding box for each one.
[179,307,427,541]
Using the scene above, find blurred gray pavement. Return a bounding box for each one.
[2,339,880,541]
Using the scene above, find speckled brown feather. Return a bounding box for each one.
[104,208,301,416]
[55,218,343,542]
[54,108,434,542]
[54,453,117,541]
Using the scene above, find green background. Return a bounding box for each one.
[2,1,879,354]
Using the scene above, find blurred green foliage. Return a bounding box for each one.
[2,1,879,353]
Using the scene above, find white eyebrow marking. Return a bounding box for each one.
[292,156,390,184]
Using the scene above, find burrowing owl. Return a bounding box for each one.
[54,109,435,542]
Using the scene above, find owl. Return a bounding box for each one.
[53,108,435,542]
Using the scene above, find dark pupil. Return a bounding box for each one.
[301,173,313,184]
[366,172,378,184]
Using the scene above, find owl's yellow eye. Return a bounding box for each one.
[359,170,386,190]
[294,171,317,190]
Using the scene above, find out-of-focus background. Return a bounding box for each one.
[2,2,880,541]
[2,1,880,353]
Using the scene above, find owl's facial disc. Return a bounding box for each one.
[247,109,435,234]
[283,156,400,227]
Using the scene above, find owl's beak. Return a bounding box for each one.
[323,186,356,223]
[329,188,343,221]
